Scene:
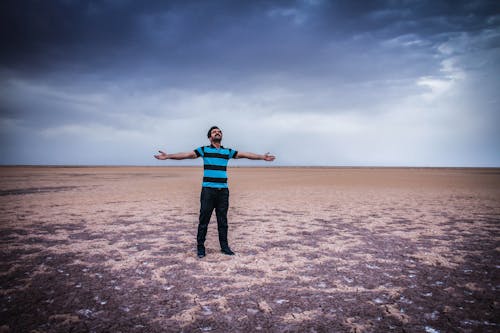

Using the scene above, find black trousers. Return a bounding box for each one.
[197,187,230,249]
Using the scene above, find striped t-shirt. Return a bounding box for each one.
[194,145,238,188]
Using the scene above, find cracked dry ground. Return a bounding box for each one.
[1,166,499,333]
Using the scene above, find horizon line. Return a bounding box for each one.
[1,164,499,169]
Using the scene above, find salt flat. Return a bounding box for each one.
[1,166,499,332]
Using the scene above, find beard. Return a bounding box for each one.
[212,134,222,143]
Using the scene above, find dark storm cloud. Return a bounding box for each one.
[2,0,498,79]
[1,0,173,74]
[1,0,498,102]
[316,0,499,36]
[0,1,276,73]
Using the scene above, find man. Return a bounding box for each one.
[154,126,275,258]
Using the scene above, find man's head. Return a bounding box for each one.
[207,126,222,143]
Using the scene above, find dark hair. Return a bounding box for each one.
[207,126,220,138]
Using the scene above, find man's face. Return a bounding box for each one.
[210,128,222,143]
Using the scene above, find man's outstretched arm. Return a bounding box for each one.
[236,152,275,161]
[154,150,197,160]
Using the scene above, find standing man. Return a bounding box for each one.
[154,126,275,258]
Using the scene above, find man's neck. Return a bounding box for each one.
[211,142,222,148]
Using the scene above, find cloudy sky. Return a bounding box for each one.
[1,0,499,166]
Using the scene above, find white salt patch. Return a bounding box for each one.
[202,306,212,316]
[343,277,354,283]
[77,309,93,318]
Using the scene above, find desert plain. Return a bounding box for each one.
[0,166,499,332]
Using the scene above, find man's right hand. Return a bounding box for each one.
[154,150,168,160]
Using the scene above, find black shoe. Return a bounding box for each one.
[221,248,235,255]
[197,246,206,258]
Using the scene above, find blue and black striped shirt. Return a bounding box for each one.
[194,145,238,188]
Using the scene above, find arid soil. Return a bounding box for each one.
[1,166,499,333]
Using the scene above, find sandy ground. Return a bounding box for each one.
[0,166,499,332]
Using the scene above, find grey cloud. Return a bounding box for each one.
[1,0,496,103]
[3,0,497,76]
[316,0,500,36]
[1,0,499,166]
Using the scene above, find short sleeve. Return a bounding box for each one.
[231,149,238,159]
[194,147,203,157]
